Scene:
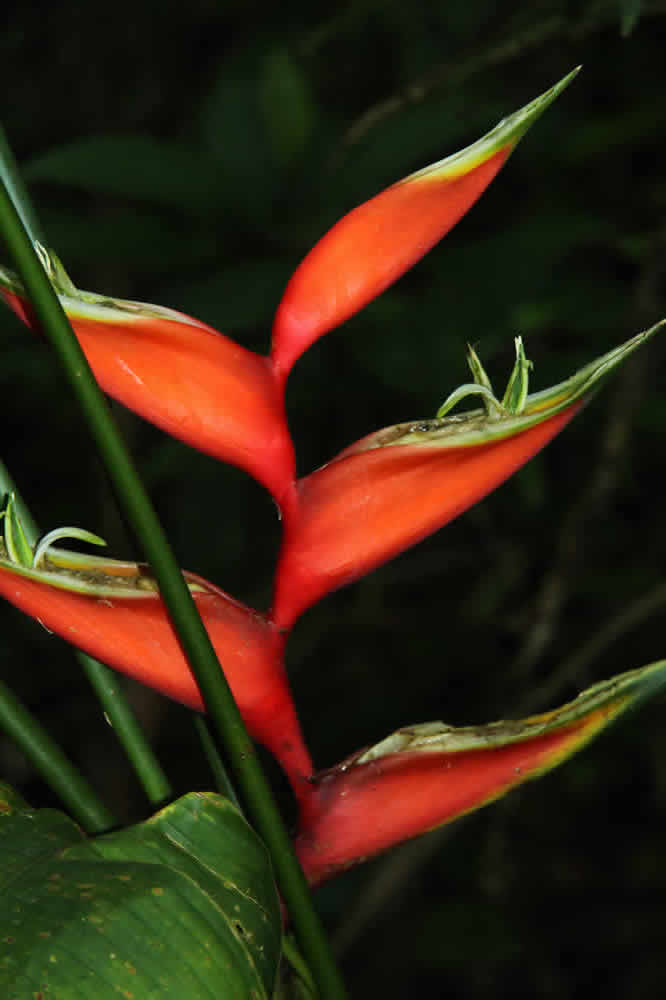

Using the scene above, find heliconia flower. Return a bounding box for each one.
[294,659,666,886]
[272,323,664,629]
[0,519,313,799]
[0,247,296,507]
[271,68,579,384]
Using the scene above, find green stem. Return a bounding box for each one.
[82,654,172,805]
[0,174,346,997]
[283,935,318,994]
[0,458,172,809]
[0,126,44,246]
[0,675,114,832]
[193,715,240,806]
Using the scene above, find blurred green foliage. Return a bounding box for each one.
[1,0,666,996]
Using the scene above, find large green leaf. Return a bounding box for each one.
[0,787,281,998]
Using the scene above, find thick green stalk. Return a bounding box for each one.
[0,675,114,832]
[0,180,346,997]
[0,458,172,808]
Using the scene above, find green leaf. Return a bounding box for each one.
[0,788,281,998]
[199,69,277,224]
[24,136,222,215]
[261,47,316,166]
[619,0,642,36]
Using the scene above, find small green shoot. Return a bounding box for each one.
[32,527,107,568]
[1,493,106,569]
[501,336,533,414]
[435,336,534,421]
[0,493,33,566]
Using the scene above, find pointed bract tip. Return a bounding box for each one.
[271,72,580,381]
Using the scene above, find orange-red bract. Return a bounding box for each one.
[0,565,313,799]
[271,70,580,383]
[296,725,588,887]
[272,406,579,629]
[271,148,510,382]
[294,660,666,886]
[1,287,296,506]
[272,319,664,629]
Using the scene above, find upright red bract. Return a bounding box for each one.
[271,69,580,382]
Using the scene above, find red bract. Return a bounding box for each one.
[272,325,661,629]
[294,660,666,886]
[271,69,579,383]
[273,407,577,629]
[0,551,312,800]
[0,275,296,507]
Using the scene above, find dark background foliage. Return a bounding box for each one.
[2,0,666,995]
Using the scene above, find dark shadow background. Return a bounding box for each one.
[2,1,666,995]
